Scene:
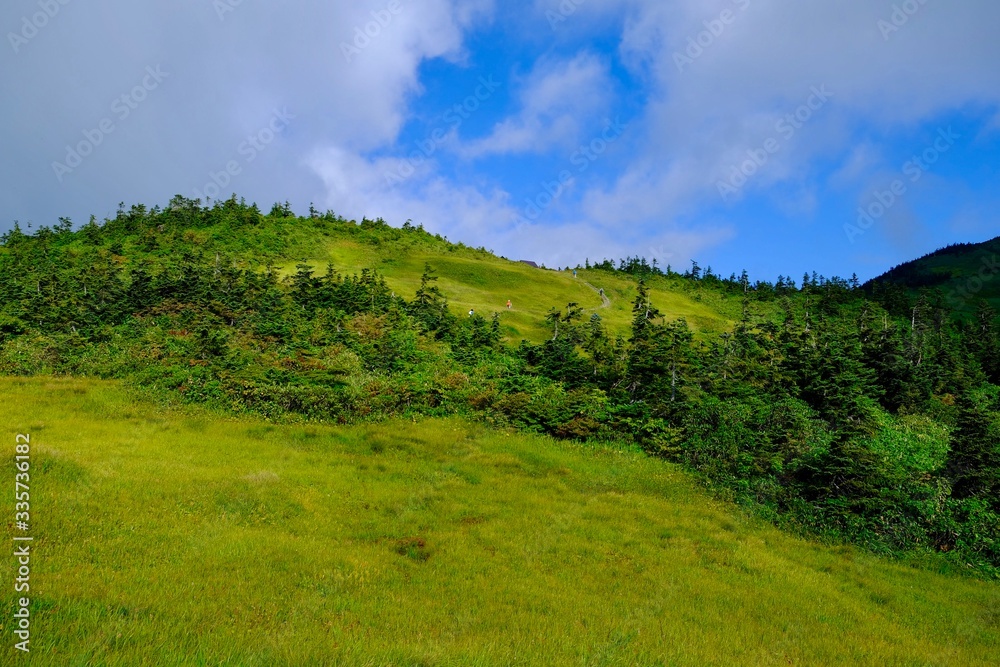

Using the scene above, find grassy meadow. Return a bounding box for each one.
[2,376,999,665]
[276,233,735,342]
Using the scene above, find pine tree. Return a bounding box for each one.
[409,263,450,332]
[947,394,1000,504]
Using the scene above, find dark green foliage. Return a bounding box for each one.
[946,393,1000,504]
[408,263,451,333]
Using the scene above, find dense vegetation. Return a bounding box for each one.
[2,196,999,577]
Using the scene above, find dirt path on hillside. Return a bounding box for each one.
[582,281,611,309]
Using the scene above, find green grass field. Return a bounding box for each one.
[277,234,735,343]
[3,377,999,665]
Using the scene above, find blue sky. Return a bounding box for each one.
[2,0,998,282]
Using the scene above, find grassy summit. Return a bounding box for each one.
[279,235,734,343]
[236,209,736,342]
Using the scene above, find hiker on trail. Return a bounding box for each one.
[573,269,577,278]
[506,299,512,309]
[599,288,604,297]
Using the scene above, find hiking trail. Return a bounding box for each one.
[582,281,611,309]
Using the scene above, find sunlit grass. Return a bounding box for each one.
[280,238,734,343]
[3,376,998,665]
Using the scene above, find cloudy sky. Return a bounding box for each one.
[2,0,998,281]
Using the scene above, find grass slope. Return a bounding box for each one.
[3,377,999,666]
[32,208,738,343]
[279,234,735,342]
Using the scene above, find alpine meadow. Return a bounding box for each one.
[0,199,998,664]
[5,1,1000,665]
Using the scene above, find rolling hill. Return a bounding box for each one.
[275,233,736,342]
[865,234,1000,316]
[1,197,999,664]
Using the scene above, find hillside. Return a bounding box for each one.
[0,196,998,584]
[4,377,999,665]
[865,234,1000,317]
[277,235,736,343]
[61,197,737,343]
[235,208,740,342]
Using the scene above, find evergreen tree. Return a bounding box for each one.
[409,263,450,333]
[947,394,1000,505]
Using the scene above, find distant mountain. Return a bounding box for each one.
[865,235,1000,315]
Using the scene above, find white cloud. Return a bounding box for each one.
[829,143,884,189]
[308,144,731,270]
[978,109,1000,141]
[270,0,1000,276]
[5,0,999,276]
[309,145,516,248]
[549,0,1000,242]
[461,52,614,157]
[0,0,493,223]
